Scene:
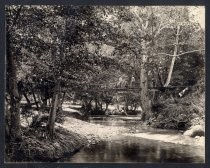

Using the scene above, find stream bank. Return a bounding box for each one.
[60,116,205,163]
[58,116,204,147]
[8,111,204,162]
[5,126,85,162]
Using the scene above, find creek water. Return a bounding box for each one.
[66,116,205,163]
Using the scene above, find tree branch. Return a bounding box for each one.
[143,20,149,30]
[8,5,23,32]
[158,49,205,57]
[21,48,50,69]
[176,49,205,57]
[157,53,174,57]
[154,22,174,38]
[157,42,189,48]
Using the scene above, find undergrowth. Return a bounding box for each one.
[5,126,85,162]
[151,79,205,130]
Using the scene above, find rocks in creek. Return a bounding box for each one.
[194,136,205,146]
[184,125,205,137]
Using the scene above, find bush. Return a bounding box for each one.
[151,80,204,130]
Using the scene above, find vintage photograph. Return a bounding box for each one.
[5,5,205,163]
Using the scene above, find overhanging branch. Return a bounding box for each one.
[176,49,205,57]
[157,49,205,57]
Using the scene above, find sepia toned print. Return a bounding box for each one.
[5,5,205,163]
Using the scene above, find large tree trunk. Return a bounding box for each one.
[46,81,60,137]
[140,39,151,121]
[6,32,22,142]
[164,25,180,87]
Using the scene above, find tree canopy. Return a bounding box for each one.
[5,5,205,139]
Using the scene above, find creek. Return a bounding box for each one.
[63,116,204,163]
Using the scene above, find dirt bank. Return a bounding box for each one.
[7,114,129,162]
[8,113,204,162]
[5,126,86,162]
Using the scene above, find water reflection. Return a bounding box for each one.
[67,136,204,163]
[88,116,180,135]
[64,116,204,163]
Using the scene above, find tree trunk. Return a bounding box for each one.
[139,39,151,121]
[57,91,65,113]
[6,32,22,142]
[49,98,51,107]
[98,101,103,111]
[156,65,164,87]
[32,90,39,110]
[95,98,98,110]
[46,81,60,137]
[5,98,11,140]
[124,82,130,113]
[23,92,31,105]
[61,92,66,105]
[164,25,180,87]
[104,103,109,113]
[124,93,129,113]
[41,99,47,109]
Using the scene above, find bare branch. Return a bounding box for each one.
[157,42,189,48]
[143,20,149,30]
[135,13,143,25]
[177,49,205,57]
[157,53,174,57]
[154,21,194,39]
[157,49,205,57]
[154,22,174,38]
[132,21,144,36]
